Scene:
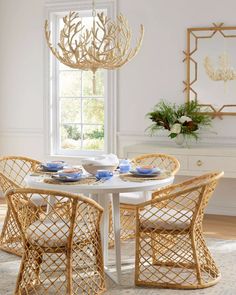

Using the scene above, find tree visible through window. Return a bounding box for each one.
[59,66,105,151]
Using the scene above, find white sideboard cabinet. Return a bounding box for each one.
[123,143,236,178]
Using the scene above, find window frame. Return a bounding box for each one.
[44,0,117,158]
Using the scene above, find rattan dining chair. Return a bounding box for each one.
[135,171,224,289]
[0,156,40,256]
[109,153,180,246]
[6,188,106,295]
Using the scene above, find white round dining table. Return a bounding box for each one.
[24,173,174,284]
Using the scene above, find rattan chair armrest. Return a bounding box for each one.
[151,170,224,201]
[136,183,207,211]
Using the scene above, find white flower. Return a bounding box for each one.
[178,116,192,124]
[170,123,182,134]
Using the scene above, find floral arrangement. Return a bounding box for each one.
[146,100,212,141]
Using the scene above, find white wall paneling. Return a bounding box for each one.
[0,128,44,160]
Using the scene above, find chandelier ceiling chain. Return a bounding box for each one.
[45,0,144,93]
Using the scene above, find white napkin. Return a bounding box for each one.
[81,154,119,166]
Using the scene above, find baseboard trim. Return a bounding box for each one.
[206,206,236,217]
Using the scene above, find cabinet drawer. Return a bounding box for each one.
[188,156,236,172]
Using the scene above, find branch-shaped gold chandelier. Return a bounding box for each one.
[45,1,144,93]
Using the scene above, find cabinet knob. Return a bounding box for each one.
[196,160,203,167]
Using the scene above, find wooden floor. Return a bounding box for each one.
[0,198,236,239]
[203,214,236,240]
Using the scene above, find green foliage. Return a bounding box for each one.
[64,125,81,140]
[146,101,177,134]
[61,125,104,151]
[85,126,104,140]
[146,100,212,141]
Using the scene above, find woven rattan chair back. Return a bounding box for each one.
[0,171,20,193]
[0,156,40,188]
[109,153,180,247]
[0,156,40,256]
[132,153,180,175]
[135,171,224,289]
[6,188,106,295]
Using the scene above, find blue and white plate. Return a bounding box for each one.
[52,174,82,182]
[129,169,161,177]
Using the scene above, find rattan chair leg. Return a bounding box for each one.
[190,232,202,285]
[96,235,106,291]
[15,251,27,295]
[66,251,73,295]
[198,232,220,279]
[34,251,43,286]
[0,207,23,256]
[0,207,10,241]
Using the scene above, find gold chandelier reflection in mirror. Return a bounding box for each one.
[204,52,236,82]
[183,22,236,116]
[45,0,144,93]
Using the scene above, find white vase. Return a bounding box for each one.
[174,134,185,146]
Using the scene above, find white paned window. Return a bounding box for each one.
[45,1,116,157]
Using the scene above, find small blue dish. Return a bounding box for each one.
[136,167,160,174]
[46,161,65,168]
[41,164,64,172]
[95,173,113,181]
[41,161,65,172]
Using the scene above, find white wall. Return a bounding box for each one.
[0,0,235,214]
[117,0,236,149]
[0,0,45,159]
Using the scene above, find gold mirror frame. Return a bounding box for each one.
[183,23,236,117]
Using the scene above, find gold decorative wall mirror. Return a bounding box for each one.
[183,23,236,117]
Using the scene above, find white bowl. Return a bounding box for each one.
[82,164,117,175]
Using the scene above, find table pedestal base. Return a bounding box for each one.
[98,193,121,284]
